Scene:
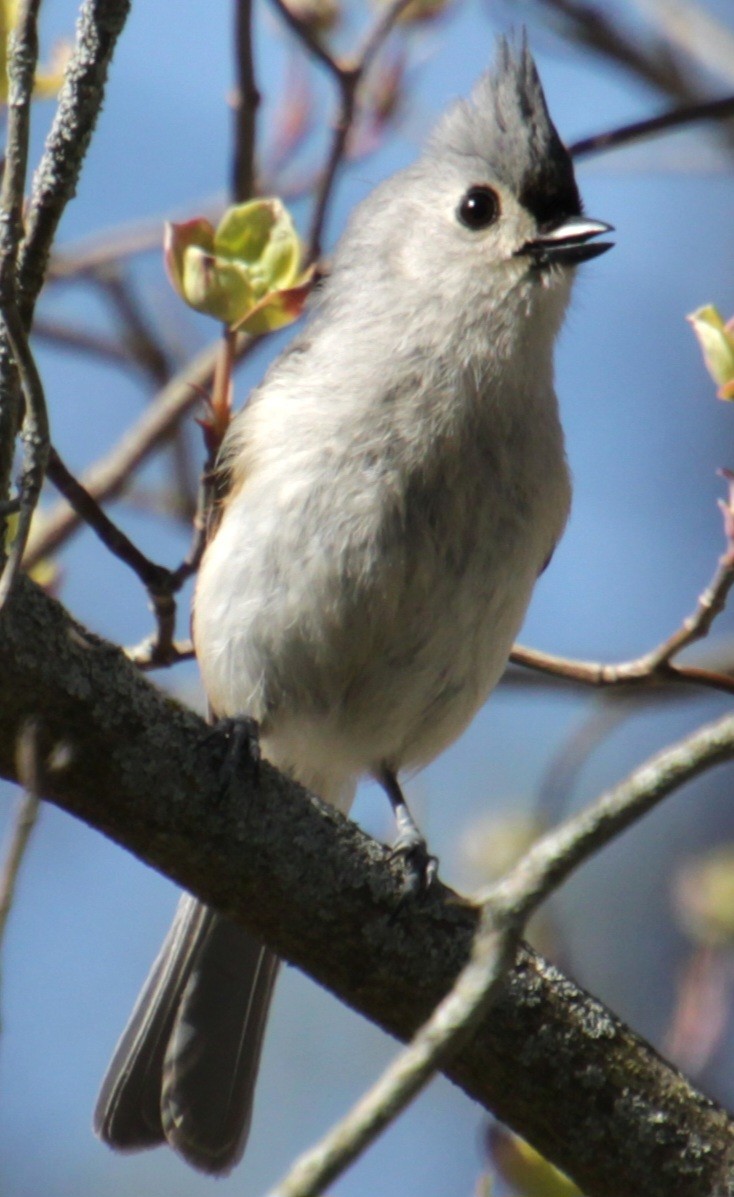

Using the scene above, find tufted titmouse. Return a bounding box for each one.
[95,38,612,1174]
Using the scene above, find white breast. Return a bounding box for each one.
[194,361,570,808]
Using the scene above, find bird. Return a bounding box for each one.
[94,36,612,1175]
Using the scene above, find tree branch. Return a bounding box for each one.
[0,575,733,1196]
[17,0,132,321]
[232,0,260,202]
[0,721,41,952]
[22,332,254,567]
[0,0,43,584]
[274,654,734,1194]
[570,93,734,159]
[511,488,734,698]
[268,0,413,261]
[0,0,132,588]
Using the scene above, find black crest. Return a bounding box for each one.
[430,35,581,228]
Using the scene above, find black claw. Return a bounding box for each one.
[376,765,438,898]
[204,716,261,794]
[390,832,439,896]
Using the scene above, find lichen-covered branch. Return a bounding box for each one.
[0,575,732,1197]
[17,0,132,319]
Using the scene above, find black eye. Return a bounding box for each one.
[457,186,500,230]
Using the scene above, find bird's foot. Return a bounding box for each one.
[203,715,261,794]
[378,767,438,895]
[390,821,439,896]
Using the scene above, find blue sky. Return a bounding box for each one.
[2,2,734,1194]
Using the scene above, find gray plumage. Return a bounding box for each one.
[430,37,581,228]
[95,36,611,1175]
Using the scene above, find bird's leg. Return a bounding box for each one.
[377,766,438,893]
[203,715,261,793]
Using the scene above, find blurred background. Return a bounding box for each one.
[1,0,734,1194]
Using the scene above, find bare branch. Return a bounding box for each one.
[23,332,255,567]
[0,0,43,582]
[95,268,174,386]
[268,0,342,80]
[16,0,133,321]
[93,267,198,517]
[0,309,50,606]
[571,93,734,159]
[232,0,260,201]
[45,446,189,658]
[0,720,41,952]
[271,915,517,1197]
[32,316,137,370]
[268,0,413,261]
[356,0,412,75]
[630,0,734,87]
[532,0,699,104]
[48,215,184,279]
[272,667,734,1196]
[512,491,734,698]
[0,0,132,597]
[1,575,733,1196]
[510,644,734,697]
[307,0,414,261]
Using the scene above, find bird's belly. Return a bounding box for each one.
[194,478,549,788]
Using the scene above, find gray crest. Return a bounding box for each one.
[429,35,581,228]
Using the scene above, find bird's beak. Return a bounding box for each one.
[518,217,614,267]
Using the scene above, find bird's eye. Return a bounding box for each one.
[457,186,500,231]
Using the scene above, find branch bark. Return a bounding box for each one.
[0,575,733,1197]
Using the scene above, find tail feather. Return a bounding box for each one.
[161,910,279,1172]
[94,893,278,1174]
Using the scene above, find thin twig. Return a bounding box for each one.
[0,0,132,601]
[630,0,734,88]
[46,447,205,667]
[306,69,359,262]
[268,0,342,80]
[482,709,734,918]
[510,645,734,698]
[356,0,412,75]
[94,266,198,517]
[33,316,137,370]
[533,0,699,105]
[46,447,171,591]
[0,721,42,951]
[512,486,734,698]
[23,332,256,568]
[571,93,734,159]
[48,217,194,278]
[96,267,173,385]
[0,0,44,603]
[0,792,40,948]
[271,708,734,1197]
[309,0,414,261]
[16,0,133,321]
[268,0,413,261]
[232,0,260,201]
[270,915,517,1197]
[0,309,50,606]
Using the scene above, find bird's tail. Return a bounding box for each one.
[94,892,279,1175]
